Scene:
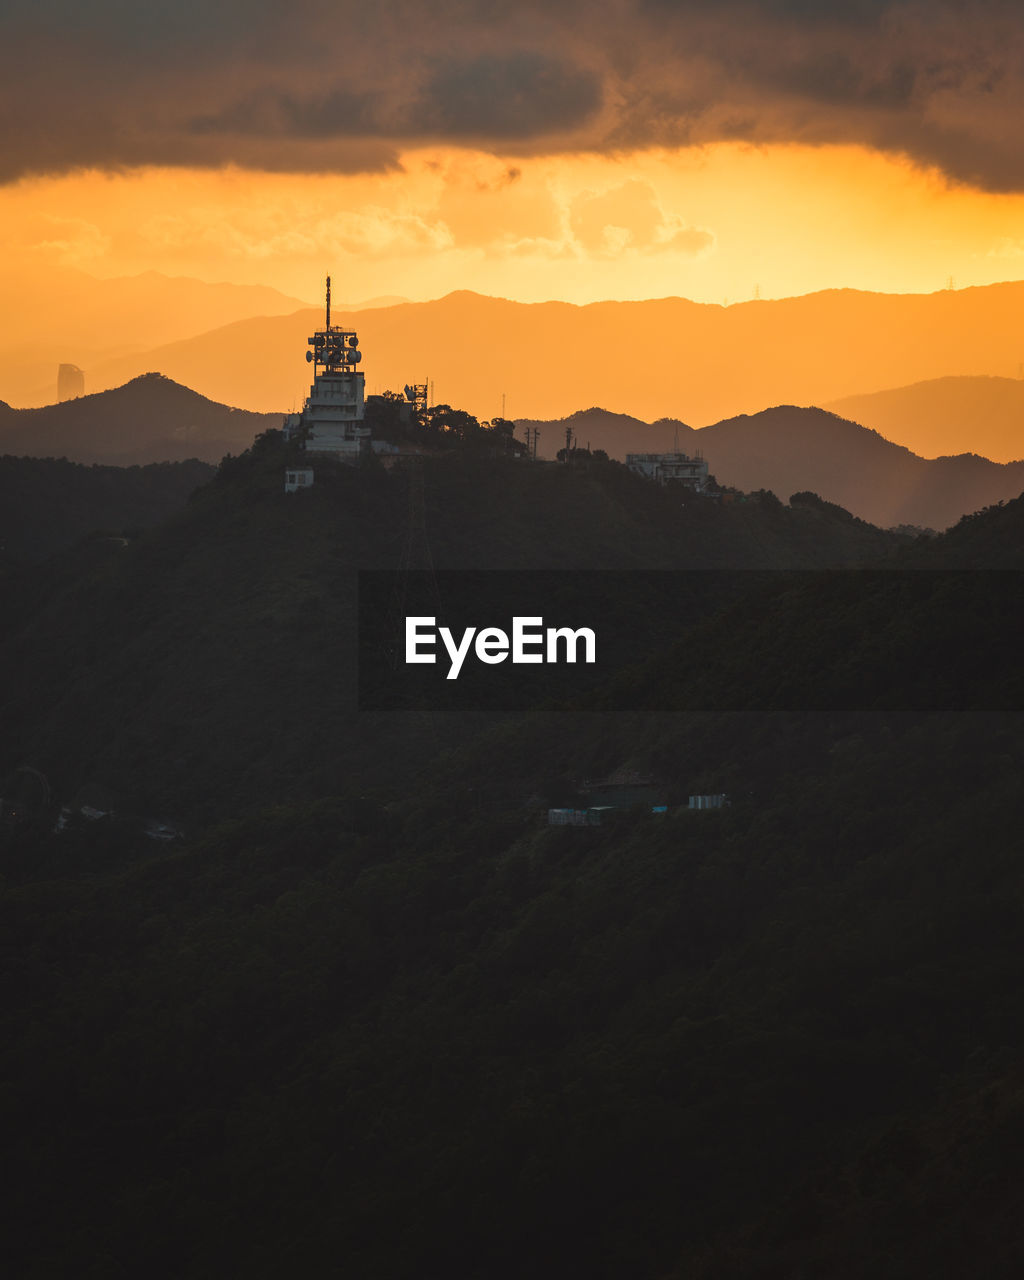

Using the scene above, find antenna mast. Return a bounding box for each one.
[326,275,331,330]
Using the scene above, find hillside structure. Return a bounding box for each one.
[283,277,369,461]
[284,467,314,493]
[626,450,708,490]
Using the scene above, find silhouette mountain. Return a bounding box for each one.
[76,282,1024,454]
[7,366,1021,531]
[826,374,1024,463]
[516,406,699,457]
[0,373,279,464]
[520,404,1024,529]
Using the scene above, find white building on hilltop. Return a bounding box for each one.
[283,276,370,461]
[626,451,708,491]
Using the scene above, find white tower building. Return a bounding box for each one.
[284,277,370,460]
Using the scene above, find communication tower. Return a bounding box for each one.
[283,276,369,460]
[403,382,428,415]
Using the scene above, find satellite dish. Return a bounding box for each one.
[348,335,359,348]
[328,347,342,363]
[306,350,313,363]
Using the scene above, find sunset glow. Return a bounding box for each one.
[6,143,1024,306]
[6,0,1024,448]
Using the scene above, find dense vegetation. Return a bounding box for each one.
[0,454,213,563]
[1,433,1022,1277]
[0,431,909,821]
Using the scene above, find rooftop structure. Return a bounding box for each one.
[626,451,708,490]
[283,276,369,461]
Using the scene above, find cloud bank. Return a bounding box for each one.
[4,1,1024,189]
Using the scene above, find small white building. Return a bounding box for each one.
[548,808,588,826]
[626,451,709,491]
[688,794,729,810]
[284,467,314,493]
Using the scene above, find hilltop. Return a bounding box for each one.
[0,372,280,464]
[518,404,1024,529]
[13,365,1023,530]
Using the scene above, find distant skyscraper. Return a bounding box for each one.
[57,364,85,402]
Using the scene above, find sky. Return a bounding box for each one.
[4,0,1024,306]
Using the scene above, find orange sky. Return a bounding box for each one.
[7,2,1024,313]
[5,141,1024,309]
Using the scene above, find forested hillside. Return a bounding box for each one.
[0,454,213,563]
[1,438,1022,1278]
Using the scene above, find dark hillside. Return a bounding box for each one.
[1,440,1021,1279]
[0,454,214,563]
[2,709,1021,1278]
[0,435,906,823]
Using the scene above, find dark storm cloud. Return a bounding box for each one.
[189,52,600,143]
[415,52,603,139]
[4,0,1024,190]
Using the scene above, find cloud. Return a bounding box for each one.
[434,158,564,247]
[29,215,111,264]
[140,204,452,262]
[4,2,1024,190]
[570,181,713,257]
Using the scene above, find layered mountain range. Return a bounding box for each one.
[5,372,1020,530]
[28,283,1024,458]
[517,404,1024,530]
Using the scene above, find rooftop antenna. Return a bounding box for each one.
[326,275,331,331]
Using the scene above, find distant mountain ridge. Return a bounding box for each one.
[0,373,279,465]
[826,374,1024,463]
[0,265,316,408]
[517,404,1024,530]
[68,282,1024,454]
